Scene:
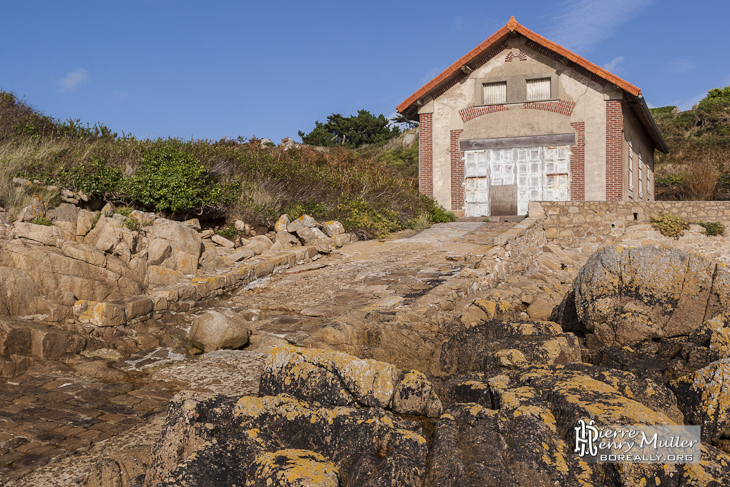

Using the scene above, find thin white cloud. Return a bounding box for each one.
[603,56,624,73]
[420,67,443,86]
[57,68,88,92]
[452,15,466,32]
[665,59,695,74]
[547,0,655,52]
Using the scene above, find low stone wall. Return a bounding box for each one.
[73,246,320,328]
[536,201,730,253]
[494,217,547,272]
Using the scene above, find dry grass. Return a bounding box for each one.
[682,159,720,200]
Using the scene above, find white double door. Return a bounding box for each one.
[464,146,569,217]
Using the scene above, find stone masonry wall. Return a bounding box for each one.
[536,201,730,256]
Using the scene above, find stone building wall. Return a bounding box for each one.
[535,201,730,259]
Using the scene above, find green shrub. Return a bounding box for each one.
[655,174,684,187]
[127,146,222,214]
[698,221,726,236]
[215,225,240,240]
[69,157,123,198]
[31,216,53,226]
[124,217,140,231]
[116,206,132,217]
[650,214,688,238]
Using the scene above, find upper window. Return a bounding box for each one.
[483,82,507,105]
[526,78,551,101]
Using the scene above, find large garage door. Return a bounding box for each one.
[463,146,570,217]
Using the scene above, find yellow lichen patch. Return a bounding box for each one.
[493,349,527,367]
[549,374,675,425]
[249,449,339,487]
[688,359,730,421]
[440,413,455,421]
[396,428,427,445]
[264,344,399,408]
[234,396,267,419]
[473,299,497,318]
[460,380,489,390]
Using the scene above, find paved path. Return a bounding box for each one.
[2,221,516,485]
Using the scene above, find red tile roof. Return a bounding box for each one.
[396,16,641,115]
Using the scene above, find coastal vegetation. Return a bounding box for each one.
[0,91,453,237]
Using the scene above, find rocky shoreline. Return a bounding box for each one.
[2,199,730,485]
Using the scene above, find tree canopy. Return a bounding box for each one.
[298,110,400,148]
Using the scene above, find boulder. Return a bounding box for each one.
[274,214,290,233]
[188,310,251,353]
[144,391,427,487]
[147,218,203,275]
[670,358,730,444]
[287,214,317,233]
[16,195,45,222]
[320,221,345,237]
[574,246,730,348]
[295,226,328,245]
[211,234,235,248]
[245,235,273,255]
[439,320,581,375]
[260,345,442,416]
[275,230,300,248]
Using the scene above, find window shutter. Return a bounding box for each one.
[526,78,551,101]
[483,82,507,104]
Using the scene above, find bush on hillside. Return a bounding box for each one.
[0,90,452,235]
[127,146,223,214]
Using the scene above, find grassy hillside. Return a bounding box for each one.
[651,92,730,200]
[0,91,452,237]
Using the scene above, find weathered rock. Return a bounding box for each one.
[320,221,345,237]
[0,266,44,316]
[145,391,427,487]
[274,215,290,233]
[574,245,730,348]
[275,230,300,248]
[526,297,554,320]
[287,214,317,233]
[247,450,339,487]
[210,234,234,248]
[11,221,64,247]
[426,364,716,487]
[245,235,273,255]
[183,218,201,231]
[76,210,98,238]
[16,195,45,222]
[295,226,328,245]
[147,239,173,266]
[188,310,251,353]
[670,358,730,444]
[147,218,203,275]
[440,320,581,375]
[392,370,442,417]
[260,345,399,408]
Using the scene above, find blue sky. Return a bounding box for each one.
[2,1,728,143]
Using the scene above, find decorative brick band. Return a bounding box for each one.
[570,122,585,201]
[505,49,527,62]
[450,129,464,210]
[606,100,623,201]
[419,113,433,197]
[524,100,575,116]
[433,43,508,101]
[459,104,509,123]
